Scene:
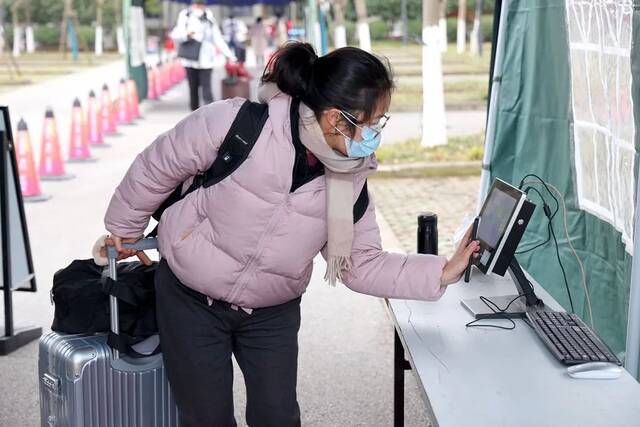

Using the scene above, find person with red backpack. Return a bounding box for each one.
[104,42,479,427]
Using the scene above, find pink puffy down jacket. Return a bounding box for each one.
[104,88,447,309]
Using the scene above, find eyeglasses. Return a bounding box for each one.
[340,110,390,139]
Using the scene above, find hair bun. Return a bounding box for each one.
[261,42,318,100]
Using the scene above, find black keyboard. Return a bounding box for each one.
[526,311,621,365]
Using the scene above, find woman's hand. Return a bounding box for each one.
[440,224,481,286]
[100,235,153,266]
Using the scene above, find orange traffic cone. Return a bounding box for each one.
[166,63,173,89]
[15,119,50,202]
[126,79,140,119]
[154,64,164,96]
[147,66,157,100]
[117,78,132,125]
[101,84,118,135]
[162,63,170,92]
[39,108,73,181]
[170,60,179,85]
[87,90,107,147]
[157,65,166,96]
[68,98,94,162]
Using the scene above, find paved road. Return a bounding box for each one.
[0,68,434,426]
[384,110,486,145]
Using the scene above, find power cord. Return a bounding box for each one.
[522,179,593,328]
[517,174,575,314]
[465,293,529,330]
[515,186,553,255]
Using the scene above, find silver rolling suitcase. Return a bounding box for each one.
[38,239,180,426]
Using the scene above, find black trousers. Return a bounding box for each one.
[155,259,302,427]
[185,67,214,111]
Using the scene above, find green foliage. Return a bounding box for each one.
[344,0,497,22]
[4,23,99,49]
[369,20,390,40]
[3,0,119,29]
[77,25,95,47]
[348,0,423,22]
[360,17,493,43]
[396,16,493,43]
[145,0,163,17]
[33,25,60,48]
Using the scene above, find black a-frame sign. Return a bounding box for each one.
[0,106,41,355]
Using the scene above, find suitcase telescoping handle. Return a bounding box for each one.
[106,238,158,359]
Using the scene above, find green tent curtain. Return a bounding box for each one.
[488,0,638,356]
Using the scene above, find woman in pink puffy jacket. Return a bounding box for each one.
[104,42,479,427]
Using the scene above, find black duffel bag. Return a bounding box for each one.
[51,259,159,356]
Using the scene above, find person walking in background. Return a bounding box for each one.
[222,15,248,62]
[249,17,267,70]
[171,0,236,111]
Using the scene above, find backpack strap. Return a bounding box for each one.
[102,276,153,307]
[353,180,369,224]
[147,100,269,237]
[201,100,269,188]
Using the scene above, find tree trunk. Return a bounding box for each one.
[401,0,408,44]
[0,0,4,54]
[96,0,104,56]
[439,0,447,52]
[59,0,72,54]
[25,0,34,53]
[422,0,447,146]
[470,0,483,56]
[457,0,466,53]
[353,0,370,52]
[332,0,347,48]
[12,0,23,57]
[115,0,125,54]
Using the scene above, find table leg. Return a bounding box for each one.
[394,328,412,427]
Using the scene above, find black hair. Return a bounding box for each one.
[256,17,263,23]
[261,42,393,126]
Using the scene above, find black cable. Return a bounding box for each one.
[519,174,560,217]
[550,219,575,313]
[524,186,546,206]
[518,174,575,314]
[524,183,559,218]
[465,293,529,330]
[515,223,551,254]
[516,187,552,254]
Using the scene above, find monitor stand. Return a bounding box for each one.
[461,257,546,319]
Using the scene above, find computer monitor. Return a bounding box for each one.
[461,178,545,319]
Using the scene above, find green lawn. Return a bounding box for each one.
[390,79,488,112]
[376,133,485,164]
[0,51,123,93]
[373,41,492,113]
[373,41,492,75]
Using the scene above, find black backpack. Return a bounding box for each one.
[148,99,369,237]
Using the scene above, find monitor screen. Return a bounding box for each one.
[477,187,520,248]
[475,179,526,274]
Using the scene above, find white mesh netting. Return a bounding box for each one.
[566,0,636,253]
